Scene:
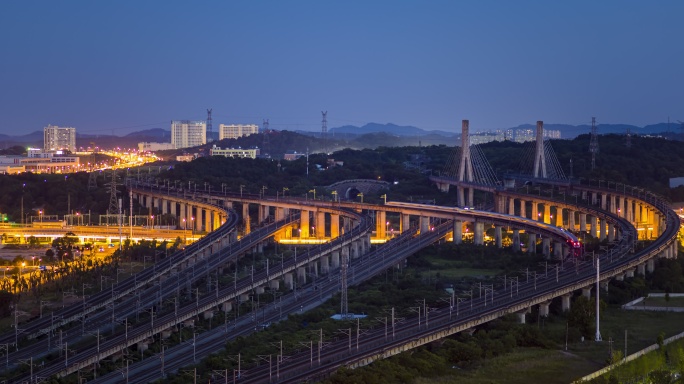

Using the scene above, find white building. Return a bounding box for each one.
[20,156,80,173]
[209,145,259,159]
[44,125,76,152]
[28,148,53,158]
[171,121,206,149]
[138,142,176,152]
[219,124,259,140]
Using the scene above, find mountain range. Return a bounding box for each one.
[301,122,681,140]
[0,122,680,150]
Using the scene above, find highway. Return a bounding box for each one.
[90,221,432,383]
[88,206,594,383]
[9,209,370,382]
[1,213,304,382]
[239,192,679,383]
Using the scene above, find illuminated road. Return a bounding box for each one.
[0,225,197,244]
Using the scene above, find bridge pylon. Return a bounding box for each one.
[457,120,474,207]
[533,121,547,178]
[439,120,499,207]
[518,120,566,181]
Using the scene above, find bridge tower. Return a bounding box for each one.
[457,120,474,207]
[532,121,547,178]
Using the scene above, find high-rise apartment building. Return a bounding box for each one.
[219,124,259,140]
[171,120,206,149]
[44,125,76,152]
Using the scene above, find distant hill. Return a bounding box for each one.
[329,122,456,137]
[0,121,680,152]
[509,123,678,138]
[0,130,44,148]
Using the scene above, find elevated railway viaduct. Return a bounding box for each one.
[4,178,680,382]
[239,181,680,383]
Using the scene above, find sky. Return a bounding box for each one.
[1,1,682,136]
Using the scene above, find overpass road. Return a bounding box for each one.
[4,178,679,383]
[242,206,677,383]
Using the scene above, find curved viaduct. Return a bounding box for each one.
[4,178,680,383]
[326,179,390,200]
[239,183,680,382]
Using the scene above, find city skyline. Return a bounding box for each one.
[1,1,682,136]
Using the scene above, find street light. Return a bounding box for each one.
[240,185,245,198]
[358,193,363,203]
[150,215,155,229]
[283,187,289,197]
[308,189,316,200]
[380,194,387,204]
[331,190,338,202]
[39,210,43,223]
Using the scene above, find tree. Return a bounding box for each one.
[568,295,600,339]
[27,236,40,248]
[657,332,665,350]
[0,290,14,317]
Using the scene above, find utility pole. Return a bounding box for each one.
[129,189,133,240]
[595,258,602,342]
[340,250,348,319]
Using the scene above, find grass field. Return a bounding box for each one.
[422,254,503,279]
[415,348,599,384]
[639,296,684,307]
[432,268,503,280]
[413,308,684,384]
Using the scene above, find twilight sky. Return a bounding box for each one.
[1,1,682,136]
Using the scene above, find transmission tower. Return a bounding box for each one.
[321,111,328,154]
[625,127,632,148]
[107,171,119,215]
[206,109,213,142]
[589,117,599,170]
[262,119,270,155]
[87,172,98,191]
[569,157,574,179]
